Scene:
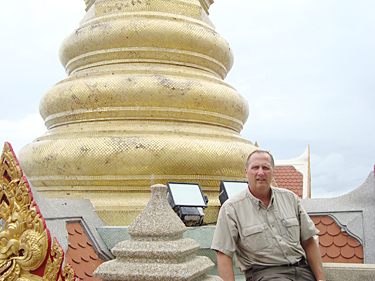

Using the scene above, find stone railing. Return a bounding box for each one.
[97,224,375,280]
[323,263,375,281]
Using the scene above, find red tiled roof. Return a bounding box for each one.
[66,222,104,281]
[311,216,363,263]
[273,166,303,198]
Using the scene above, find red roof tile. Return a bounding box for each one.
[326,223,341,236]
[320,234,334,247]
[333,255,348,263]
[66,222,104,281]
[333,234,347,247]
[320,216,334,225]
[273,166,303,198]
[348,237,361,248]
[312,216,363,263]
[74,224,84,234]
[341,244,355,259]
[326,244,341,258]
[68,237,79,250]
[322,256,334,263]
[317,223,327,235]
[319,244,327,256]
[310,216,320,224]
[348,255,363,263]
[66,223,76,235]
[354,246,364,259]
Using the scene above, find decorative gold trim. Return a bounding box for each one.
[0,142,78,281]
[0,143,48,281]
[43,238,64,281]
[62,260,77,281]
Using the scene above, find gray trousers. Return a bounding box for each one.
[245,264,316,281]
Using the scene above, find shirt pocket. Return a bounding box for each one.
[241,224,271,252]
[282,217,300,242]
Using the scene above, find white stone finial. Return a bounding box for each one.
[127,184,186,240]
[94,184,222,280]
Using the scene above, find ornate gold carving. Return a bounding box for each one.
[0,142,78,281]
[0,142,48,281]
[43,238,64,281]
[61,261,77,281]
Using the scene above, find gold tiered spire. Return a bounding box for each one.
[18,0,256,225]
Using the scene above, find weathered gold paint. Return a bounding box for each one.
[18,0,256,225]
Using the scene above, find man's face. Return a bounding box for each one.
[245,152,274,193]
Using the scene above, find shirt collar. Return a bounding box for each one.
[246,186,275,209]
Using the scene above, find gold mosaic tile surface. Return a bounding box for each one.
[18,0,256,225]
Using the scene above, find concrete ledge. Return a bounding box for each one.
[324,263,375,281]
[97,226,375,280]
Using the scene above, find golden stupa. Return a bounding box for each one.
[18,0,256,225]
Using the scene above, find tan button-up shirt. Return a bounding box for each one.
[211,186,319,272]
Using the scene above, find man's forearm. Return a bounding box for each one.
[301,237,326,281]
[217,251,235,281]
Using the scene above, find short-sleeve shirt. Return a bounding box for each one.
[211,186,319,272]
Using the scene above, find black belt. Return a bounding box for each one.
[287,258,306,267]
[246,257,307,275]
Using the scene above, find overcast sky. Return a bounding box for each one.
[1,0,374,198]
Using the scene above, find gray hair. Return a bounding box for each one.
[246,150,275,169]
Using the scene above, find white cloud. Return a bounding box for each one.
[0,114,46,155]
[310,152,372,198]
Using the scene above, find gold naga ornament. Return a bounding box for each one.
[18,0,257,225]
[0,142,78,281]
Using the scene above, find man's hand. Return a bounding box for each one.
[301,236,326,281]
[217,251,235,281]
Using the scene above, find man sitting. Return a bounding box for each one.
[211,150,325,281]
